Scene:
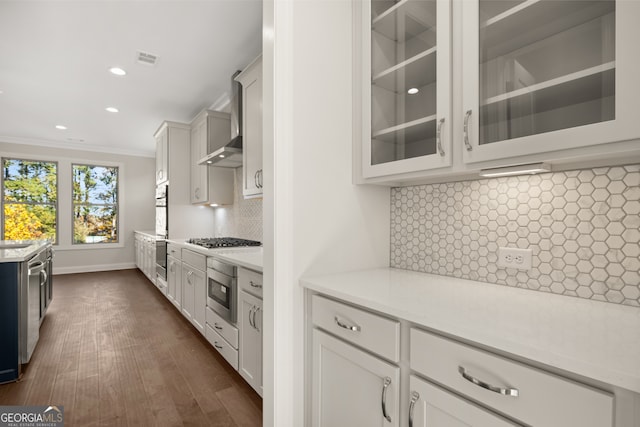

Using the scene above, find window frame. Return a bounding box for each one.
[71,162,120,245]
[1,157,59,244]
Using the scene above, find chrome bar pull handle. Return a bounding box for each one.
[381,377,392,422]
[249,306,255,328]
[253,307,260,332]
[334,316,360,332]
[458,366,519,397]
[436,118,445,156]
[463,109,473,151]
[408,391,420,427]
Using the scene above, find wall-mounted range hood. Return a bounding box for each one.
[199,71,243,168]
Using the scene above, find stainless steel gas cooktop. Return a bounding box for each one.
[187,237,262,249]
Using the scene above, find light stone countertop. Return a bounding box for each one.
[0,240,51,263]
[169,239,263,273]
[301,267,640,394]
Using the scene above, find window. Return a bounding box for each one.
[72,164,119,244]
[2,158,58,242]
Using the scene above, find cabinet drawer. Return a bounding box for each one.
[167,243,181,259]
[182,249,206,271]
[410,328,613,427]
[205,306,238,349]
[312,295,400,362]
[238,268,262,299]
[205,324,238,371]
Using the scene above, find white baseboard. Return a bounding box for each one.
[53,262,136,275]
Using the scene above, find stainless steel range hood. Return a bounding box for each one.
[199,71,243,168]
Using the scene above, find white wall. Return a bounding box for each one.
[263,1,391,425]
[0,141,155,273]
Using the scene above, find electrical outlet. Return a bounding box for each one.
[498,247,532,270]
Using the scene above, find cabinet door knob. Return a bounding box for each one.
[463,110,473,151]
[436,118,445,157]
[408,391,420,427]
[381,377,392,422]
[458,366,519,397]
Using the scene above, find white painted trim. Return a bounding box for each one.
[209,91,232,112]
[263,0,296,426]
[0,135,154,158]
[54,263,136,275]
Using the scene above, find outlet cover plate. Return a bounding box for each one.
[498,247,532,270]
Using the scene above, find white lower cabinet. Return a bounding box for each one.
[408,375,517,427]
[309,292,621,427]
[239,290,262,396]
[181,249,206,335]
[312,329,400,427]
[205,306,239,370]
[166,255,181,310]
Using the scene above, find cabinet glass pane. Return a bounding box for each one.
[371,0,438,165]
[479,0,615,145]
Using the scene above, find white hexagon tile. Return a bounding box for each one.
[390,165,640,307]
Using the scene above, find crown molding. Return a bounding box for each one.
[0,135,155,158]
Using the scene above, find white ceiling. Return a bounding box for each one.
[0,1,262,157]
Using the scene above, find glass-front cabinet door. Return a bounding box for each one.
[462,0,640,164]
[362,0,451,178]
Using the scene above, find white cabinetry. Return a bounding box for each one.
[205,305,239,370]
[154,121,215,238]
[135,232,156,285]
[311,295,400,426]
[309,290,620,427]
[357,0,640,183]
[235,56,263,198]
[155,128,168,185]
[189,110,234,205]
[181,249,206,334]
[410,328,614,427]
[461,0,640,164]
[360,0,452,177]
[408,375,517,427]
[312,329,399,427]
[238,268,263,396]
[166,243,181,310]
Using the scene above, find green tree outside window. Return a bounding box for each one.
[2,159,58,242]
[72,164,119,244]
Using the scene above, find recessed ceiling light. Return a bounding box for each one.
[407,87,419,95]
[210,204,219,207]
[105,107,119,113]
[55,125,67,130]
[109,67,127,76]
[206,160,213,164]
[219,154,225,158]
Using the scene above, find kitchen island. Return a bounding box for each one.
[0,240,53,383]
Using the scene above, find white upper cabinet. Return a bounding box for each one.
[155,128,169,185]
[235,56,263,198]
[189,110,234,206]
[461,0,640,163]
[361,0,452,178]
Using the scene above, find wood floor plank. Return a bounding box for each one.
[0,269,262,426]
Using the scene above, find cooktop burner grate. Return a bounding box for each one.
[187,237,262,249]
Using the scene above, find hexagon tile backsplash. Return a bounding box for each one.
[390,164,640,307]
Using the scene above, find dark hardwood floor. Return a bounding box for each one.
[0,269,262,426]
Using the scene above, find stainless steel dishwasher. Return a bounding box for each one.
[20,248,47,363]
